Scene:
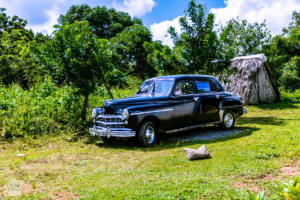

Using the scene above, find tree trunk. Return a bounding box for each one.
[104,83,114,99]
[81,93,89,122]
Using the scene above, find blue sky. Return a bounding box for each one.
[0,0,299,46]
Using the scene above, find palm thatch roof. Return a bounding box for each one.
[224,54,280,104]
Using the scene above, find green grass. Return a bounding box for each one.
[0,90,299,199]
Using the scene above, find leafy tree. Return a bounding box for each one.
[219,18,272,57]
[111,24,157,80]
[263,11,300,89]
[145,41,180,75]
[0,8,38,88]
[58,4,142,39]
[41,21,124,121]
[168,0,222,74]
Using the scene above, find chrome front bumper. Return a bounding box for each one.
[89,126,136,138]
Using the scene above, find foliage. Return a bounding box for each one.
[219,18,272,58]
[0,8,44,88]
[246,190,266,200]
[280,177,300,200]
[168,0,224,74]
[40,20,124,121]
[111,24,157,80]
[0,79,82,138]
[263,11,300,88]
[279,57,300,90]
[58,4,142,39]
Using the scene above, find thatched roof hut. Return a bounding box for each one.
[224,54,280,104]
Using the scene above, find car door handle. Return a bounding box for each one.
[193,97,199,101]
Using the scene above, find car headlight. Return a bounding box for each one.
[91,109,97,119]
[122,109,129,120]
[91,107,104,119]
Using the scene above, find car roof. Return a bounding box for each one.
[145,74,215,81]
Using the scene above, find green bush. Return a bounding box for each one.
[0,77,139,138]
[0,79,84,138]
[279,57,300,91]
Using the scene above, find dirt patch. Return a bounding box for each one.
[22,183,33,194]
[52,191,79,200]
[280,166,300,176]
[234,159,300,192]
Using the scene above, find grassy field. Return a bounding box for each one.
[0,91,299,199]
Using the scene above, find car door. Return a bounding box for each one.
[170,79,199,129]
[193,78,221,123]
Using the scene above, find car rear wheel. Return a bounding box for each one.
[220,110,236,130]
[137,121,157,147]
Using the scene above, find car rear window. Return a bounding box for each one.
[196,81,210,93]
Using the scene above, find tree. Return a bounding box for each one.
[263,11,300,89]
[168,0,222,74]
[219,18,272,57]
[0,8,39,88]
[58,4,142,39]
[145,41,180,75]
[111,24,158,80]
[41,21,124,121]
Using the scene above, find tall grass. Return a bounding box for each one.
[0,79,82,138]
[0,78,140,138]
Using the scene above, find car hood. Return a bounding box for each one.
[104,95,169,112]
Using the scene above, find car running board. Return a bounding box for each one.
[165,121,220,134]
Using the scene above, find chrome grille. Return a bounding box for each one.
[95,115,125,129]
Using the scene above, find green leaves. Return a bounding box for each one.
[219,18,272,57]
[168,0,221,74]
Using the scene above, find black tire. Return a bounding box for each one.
[220,110,236,130]
[137,121,157,147]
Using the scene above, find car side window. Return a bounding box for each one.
[174,80,194,96]
[196,81,210,93]
[212,79,224,92]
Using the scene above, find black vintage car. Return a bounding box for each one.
[89,75,247,146]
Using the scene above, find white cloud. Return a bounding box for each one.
[26,7,59,35]
[150,16,181,47]
[0,0,155,35]
[211,0,300,35]
[112,0,156,17]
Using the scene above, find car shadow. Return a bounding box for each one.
[83,125,259,151]
[237,116,286,126]
[254,100,300,110]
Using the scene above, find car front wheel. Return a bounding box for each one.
[137,121,157,147]
[220,111,236,130]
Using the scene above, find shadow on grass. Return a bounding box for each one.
[83,126,259,151]
[254,100,300,110]
[238,116,286,126]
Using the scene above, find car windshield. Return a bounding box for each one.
[135,79,174,97]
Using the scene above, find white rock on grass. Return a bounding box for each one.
[184,145,211,161]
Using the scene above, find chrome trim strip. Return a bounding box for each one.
[165,121,220,134]
[96,114,124,119]
[222,105,243,109]
[95,121,126,125]
[131,108,173,115]
[89,127,136,138]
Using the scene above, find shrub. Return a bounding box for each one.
[0,79,85,138]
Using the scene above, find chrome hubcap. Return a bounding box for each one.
[224,113,234,128]
[145,125,155,144]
